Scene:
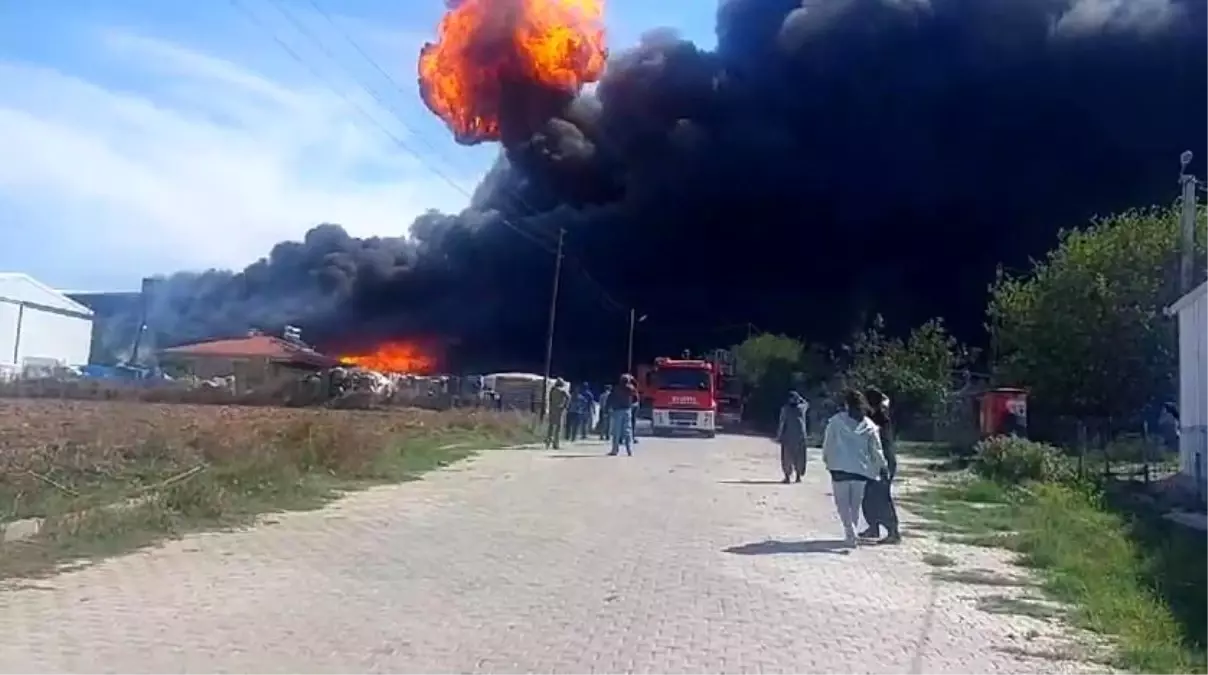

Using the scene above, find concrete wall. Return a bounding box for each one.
[1174,282,1208,486]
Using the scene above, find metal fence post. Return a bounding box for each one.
[1196,447,1204,508]
[1077,420,1087,478]
[1142,420,1151,485]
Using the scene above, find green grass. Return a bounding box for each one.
[913,476,1206,673]
[896,441,966,459]
[976,593,1066,620]
[921,552,958,567]
[1,427,536,580]
[932,568,1034,587]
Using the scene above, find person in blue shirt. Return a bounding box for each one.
[566,383,595,442]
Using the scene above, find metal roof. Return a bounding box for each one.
[160,335,339,367]
[1166,280,1208,316]
[0,273,95,317]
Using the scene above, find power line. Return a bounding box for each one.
[235,0,628,314]
[291,0,626,314]
[227,0,557,257]
[299,0,478,183]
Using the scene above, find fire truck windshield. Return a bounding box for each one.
[652,367,711,391]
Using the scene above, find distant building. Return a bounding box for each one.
[0,273,94,377]
[1166,280,1207,493]
[159,331,339,393]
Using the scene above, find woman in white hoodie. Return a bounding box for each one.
[822,389,888,547]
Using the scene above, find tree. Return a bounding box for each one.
[732,333,831,429]
[987,205,1206,423]
[845,315,971,425]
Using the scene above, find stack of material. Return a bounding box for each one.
[483,372,552,413]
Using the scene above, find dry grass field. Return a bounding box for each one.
[0,398,538,578]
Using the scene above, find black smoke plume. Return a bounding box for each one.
[84,0,1206,378]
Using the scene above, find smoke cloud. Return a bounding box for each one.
[84,0,1206,377]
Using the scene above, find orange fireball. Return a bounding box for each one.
[418,0,607,145]
[339,341,437,375]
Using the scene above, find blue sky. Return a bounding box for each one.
[0,0,716,291]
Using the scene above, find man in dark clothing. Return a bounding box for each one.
[565,384,583,441]
[860,387,901,544]
[597,384,613,440]
[566,383,594,441]
[606,374,638,456]
[776,390,809,483]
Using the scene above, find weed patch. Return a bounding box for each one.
[921,552,958,567]
[915,476,1205,673]
[0,400,538,579]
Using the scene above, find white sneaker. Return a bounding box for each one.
[843,529,858,548]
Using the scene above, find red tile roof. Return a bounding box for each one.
[160,335,339,367]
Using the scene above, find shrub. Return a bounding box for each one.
[974,435,1075,485]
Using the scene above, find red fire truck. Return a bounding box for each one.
[636,349,743,437]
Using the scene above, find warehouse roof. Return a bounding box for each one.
[160,335,339,368]
[0,273,94,317]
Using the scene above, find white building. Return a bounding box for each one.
[1166,279,1207,490]
[0,273,94,376]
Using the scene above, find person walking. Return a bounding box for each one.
[606,374,638,456]
[776,390,810,483]
[860,387,901,544]
[545,378,570,450]
[822,388,888,548]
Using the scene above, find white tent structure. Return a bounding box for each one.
[0,273,94,378]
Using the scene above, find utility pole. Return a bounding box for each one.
[626,309,647,374]
[1178,150,1198,295]
[539,228,565,421]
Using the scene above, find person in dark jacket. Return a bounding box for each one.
[597,384,613,440]
[776,390,810,483]
[545,378,570,450]
[566,383,593,442]
[606,374,638,456]
[860,387,901,544]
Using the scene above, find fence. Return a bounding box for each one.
[904,392,1186,484]
[0,373,532,413]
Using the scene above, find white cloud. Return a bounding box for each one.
[0,27,478,288]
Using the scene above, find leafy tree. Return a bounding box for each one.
[732,333,831,429]
[733,333,803,389]
[987,205,1206,423]
[845,315,971,425]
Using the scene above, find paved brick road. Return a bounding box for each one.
[0,436,1101,674]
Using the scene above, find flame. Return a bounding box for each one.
[418,0,607,145]
[338,341,437,375]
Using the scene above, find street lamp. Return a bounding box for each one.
[627,309,647,374]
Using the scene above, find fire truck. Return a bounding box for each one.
[636,349,743,437]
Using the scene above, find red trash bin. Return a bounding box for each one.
[979,388,1029,437]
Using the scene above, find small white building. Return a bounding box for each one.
[1166,280,1207,490]
[0,273,94,376]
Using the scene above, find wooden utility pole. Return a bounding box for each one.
[1178,150,1198,295]
[539,228,565,420]
[627,309,636,375]
[626,310,646,374]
